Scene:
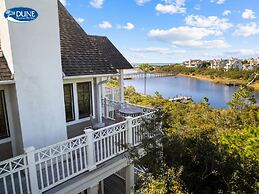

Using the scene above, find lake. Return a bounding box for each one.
[124,76,259,109]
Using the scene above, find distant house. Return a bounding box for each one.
[243,63,253,71]
[210,59,227,69]
[244,57,259,70]
[225,58,243,70]
[185,59,203,68]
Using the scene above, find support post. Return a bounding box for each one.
[25,147,40,194]
[119,69,124,103]
[104,98,107,119]
[100,180,104,194]
[84,129,97,171]
[87,184,99,194]
[144,72,147,95]
[126,164,135,194]
[126,116,133,146]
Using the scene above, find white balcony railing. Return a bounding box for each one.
[0,102,156,194]
[101,98,154,121]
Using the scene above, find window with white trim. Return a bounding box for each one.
[63,81,93,123]
[0,90,9,140]
[63,84,75,122]
[77,82,92,119]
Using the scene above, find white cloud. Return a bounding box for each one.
[210,0,225,4]
[76,17,85,24]
[185,15,232,34]
[225,49,259,56]
[60,0,67,6]
[118,22,135,30]
[148,26,230,48]
[149,26,217,41]
[173,40,229,48]
[90,0,104,8]
[136,0,151,6]
[155,0,186,15]
[242,9,256,20]
[130,47,186,54]
[99,21,112,29]
[233,23,259,37]
[223,10,231,16]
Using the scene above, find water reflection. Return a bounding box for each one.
[124,76,259,109]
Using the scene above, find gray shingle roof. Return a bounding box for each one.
[58,2,119,76]
[88,35,132,70]
[0,2,132,80]
[0,44,12,81]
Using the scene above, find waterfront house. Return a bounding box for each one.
[210,59,227,69]
[0,1,155,193]
[185,59,203,68]
[225,57,243,70]
[244,58,259,70]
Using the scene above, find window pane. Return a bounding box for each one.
[63,84,75,122]
[0,91,9,140]
[77,82,92,119]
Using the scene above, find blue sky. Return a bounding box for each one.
[60,0,259,63]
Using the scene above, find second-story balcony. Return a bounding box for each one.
[0,100,157,194]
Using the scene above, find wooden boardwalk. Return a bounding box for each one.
[122,72,175,80]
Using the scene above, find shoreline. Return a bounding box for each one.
[178,74,259,91]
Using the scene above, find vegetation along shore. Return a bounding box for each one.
[136,64,259,90]
[124,85,259,193]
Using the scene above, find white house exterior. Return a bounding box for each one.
[210,59,227,69]
[0,1,154,194]
[225,58,243,70]
[185,59,202,68]
[244,58,259,70]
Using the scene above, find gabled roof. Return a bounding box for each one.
[0,44,12,81]
[58,2,132,77]
[58,2,118,76]
[0,2,132,80]
[88,35,132,70]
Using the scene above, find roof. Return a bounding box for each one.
[58,2,132,77]
[88,35,132,70]
[0,2,132,80]
[0,44,12,81]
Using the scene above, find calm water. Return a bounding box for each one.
[124,76,259,109]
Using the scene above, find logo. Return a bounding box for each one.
[4,7,38,23]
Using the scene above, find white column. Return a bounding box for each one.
[87,184,99,194]
[73,82,79,121]
[98,79,103,123]
[126,164,135,194]
[94,78,103,123]
[119,69,124,103]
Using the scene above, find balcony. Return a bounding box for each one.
[0,101,156,194]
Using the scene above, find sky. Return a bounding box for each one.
[60,0,259,63]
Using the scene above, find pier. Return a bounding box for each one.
[122,72,175,80]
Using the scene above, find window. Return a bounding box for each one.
[0,91,9,140]
[63,84,75,122]
[77,82,92,119]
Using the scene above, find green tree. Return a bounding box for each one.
[228,85,256,111]
[125,86,259,193]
